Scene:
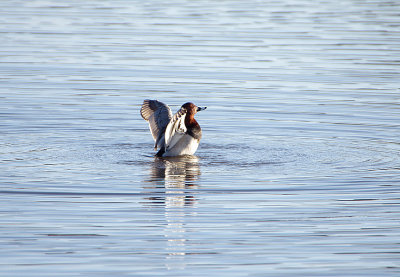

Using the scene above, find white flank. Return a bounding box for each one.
[163,135,199,157]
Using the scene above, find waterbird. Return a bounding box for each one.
[140,100,206,157]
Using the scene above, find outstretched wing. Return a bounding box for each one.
[140,99,172,149]
[164,107,187,151]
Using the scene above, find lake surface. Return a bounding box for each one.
[1,0,400,276]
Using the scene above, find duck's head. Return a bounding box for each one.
[182,102,207,114]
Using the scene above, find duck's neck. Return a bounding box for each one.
[185,112,198,128]
[185,112,202,140]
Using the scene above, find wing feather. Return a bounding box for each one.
[164,108,187,151]
[140,100,172,149]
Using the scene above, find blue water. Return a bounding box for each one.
[1,0,400,276]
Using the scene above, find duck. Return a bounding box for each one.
[140,100,206,157]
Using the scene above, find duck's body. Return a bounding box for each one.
[140,100,206,157]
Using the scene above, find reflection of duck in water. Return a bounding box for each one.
[144,156,200,206]
[157,156,200,185]
[140,100,206,157]
[142,156,201,270]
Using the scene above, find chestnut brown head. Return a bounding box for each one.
[181,102,207,114]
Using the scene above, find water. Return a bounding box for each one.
[1,0,400,276]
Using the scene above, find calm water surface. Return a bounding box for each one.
[1,0,400,276]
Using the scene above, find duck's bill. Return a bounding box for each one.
[197,107,207,112]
